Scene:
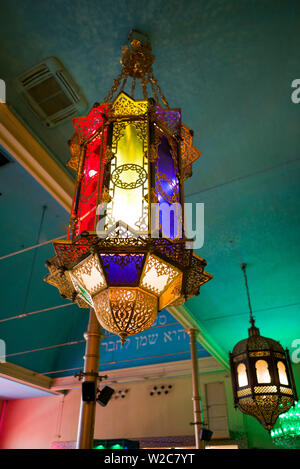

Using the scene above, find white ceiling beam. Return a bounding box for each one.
[0,361,60,394]
[0,104,74,212]
[167,305,229,370]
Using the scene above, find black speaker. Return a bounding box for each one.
[82,381,96,402]
[200,428,213,442]
[96,386,115,407]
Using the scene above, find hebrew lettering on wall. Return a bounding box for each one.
[100,310,209,370]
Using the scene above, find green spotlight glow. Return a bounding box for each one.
[271,401,300,449]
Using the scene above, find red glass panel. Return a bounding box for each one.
[71,104,109,237]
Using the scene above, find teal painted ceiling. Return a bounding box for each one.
[0,0,299,381]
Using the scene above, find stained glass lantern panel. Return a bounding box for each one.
[67,254,106,297]
[140,253,181,295]
[99,253,145,286]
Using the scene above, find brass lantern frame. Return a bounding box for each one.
[45,33,212,342]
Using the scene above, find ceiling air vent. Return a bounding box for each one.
[17,57,87,127]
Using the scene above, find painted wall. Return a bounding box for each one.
[0,371,230,449]
[0,365,299,449]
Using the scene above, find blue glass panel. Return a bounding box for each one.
[100,254,144,285]
[155,135,180,239]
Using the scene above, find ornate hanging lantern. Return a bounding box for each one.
[45,30,212,343]
[230,264,298,431]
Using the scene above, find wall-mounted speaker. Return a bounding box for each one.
[96,386,115,407]
[82,381,96,402]
[200,428,213,442]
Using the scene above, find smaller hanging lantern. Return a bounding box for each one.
[229,263,298,431]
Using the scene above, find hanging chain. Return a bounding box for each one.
[241,263,255,326]
[131,77,136,99]
[149,74,169,108]
[104,72,123,103]
[119,76,128,94]
[141,78,148,100]
[150,78,159,104]
[103,32,169,108]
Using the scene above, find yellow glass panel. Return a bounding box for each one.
[237,363,248,387]
[109,123,148,231]
[255,359,271,384]
[277,361,288,385]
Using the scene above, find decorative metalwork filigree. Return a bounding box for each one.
[73,104,109,139]
[112,93,148,117]
[180,124,202,181]
[111,164,147,190]
[93,288,157,343]
[67,132,81,171]
[120,38,154,79]
[154,105,181,134]
[155,171,179,204]
[238,395,294,432]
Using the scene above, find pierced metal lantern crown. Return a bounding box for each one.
[44,32,212,343]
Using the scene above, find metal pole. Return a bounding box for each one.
[76,308,103,449]
[187,328,204,450]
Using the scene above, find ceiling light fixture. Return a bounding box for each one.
[229,263,298,431]
[44,30,212,343]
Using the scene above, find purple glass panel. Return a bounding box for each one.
[100,254,144,286]
[155,134,180,239]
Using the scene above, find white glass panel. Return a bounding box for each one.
[255,359,271,384]
[277,361,288,385]
[70,254,106,295]
[141,254,179,295]
[237,363,248,387]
